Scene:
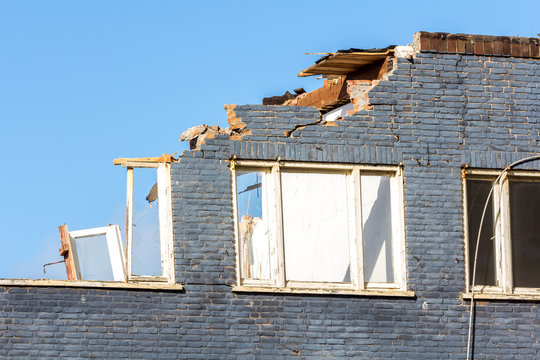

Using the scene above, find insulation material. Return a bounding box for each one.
[281,172,351,283]
[236,171,272,281]
[361,175,394,283]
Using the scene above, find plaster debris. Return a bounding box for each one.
[394,45,415,59]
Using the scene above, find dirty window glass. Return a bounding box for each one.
[361,175,394,284]
[466,179,497,286]
[132,168,162,276]
[236,171,272,281]
[73,235,114,281]
[281,171,351,283]
[509,179,540,288]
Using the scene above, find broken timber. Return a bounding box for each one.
[58,224,78,280]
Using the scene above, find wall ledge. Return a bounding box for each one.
[233,285,415,298]
[461,292,540,301]
[0,279,184,291]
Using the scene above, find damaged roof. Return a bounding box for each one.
[298,46,396,77]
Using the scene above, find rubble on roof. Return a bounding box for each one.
[178,105,254,150]
[180,124,234,150]
[186,32,540,149]
[262,91,296,105]
[262,89,307,106]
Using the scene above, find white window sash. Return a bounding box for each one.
[69,225,126,282]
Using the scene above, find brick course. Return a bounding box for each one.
[415,32,540,59]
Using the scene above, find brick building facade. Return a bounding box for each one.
[1,32,539,358]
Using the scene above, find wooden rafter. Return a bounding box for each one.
[298,50,393,77]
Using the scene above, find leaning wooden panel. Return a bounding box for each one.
[58,224,79,280]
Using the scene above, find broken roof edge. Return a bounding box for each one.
[299,31,540,78]
[178,109,254,151]
[298,48,396,78]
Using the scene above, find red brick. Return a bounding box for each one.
[464,35,474,54]
[492,38,503,56]
[511,38,521,57]
[456,34,467,53]
[483,38,493,56]
[530,38,540,58]
[520,38,530,58]
[437,33,448,53]
[502,38,511,56]
[429,32,439,52]
[447,34,457,53]
[415,32,539,59]
[419,32,430,51]
[474,36,484,55]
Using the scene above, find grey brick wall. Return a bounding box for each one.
[1,52,539,358]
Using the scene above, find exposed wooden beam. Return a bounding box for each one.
[113,154,174,166]
[294,77,349,110]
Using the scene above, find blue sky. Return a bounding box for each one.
[0,1,539,279]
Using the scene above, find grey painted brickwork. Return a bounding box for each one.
[1,52,539,358]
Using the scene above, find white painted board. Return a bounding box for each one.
[361,175,394,283]
[281,171,351,283]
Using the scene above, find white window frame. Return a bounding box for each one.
[463,168,540,297]
[122,161,175,284]
[69,225,126,282]
[231,160,408,295]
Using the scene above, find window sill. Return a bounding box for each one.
[461,292,540,301]
[0,279,183,291]
[233,285,415,297]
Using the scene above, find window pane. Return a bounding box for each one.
[466,179,496,286]
[509,180,540,288]
[74,235,114,281]
[132,168,162,276]
[281,172,351,283]
[236,171,272,281]
[361,175,394,283]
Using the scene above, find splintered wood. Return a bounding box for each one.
[58,224,78,280]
